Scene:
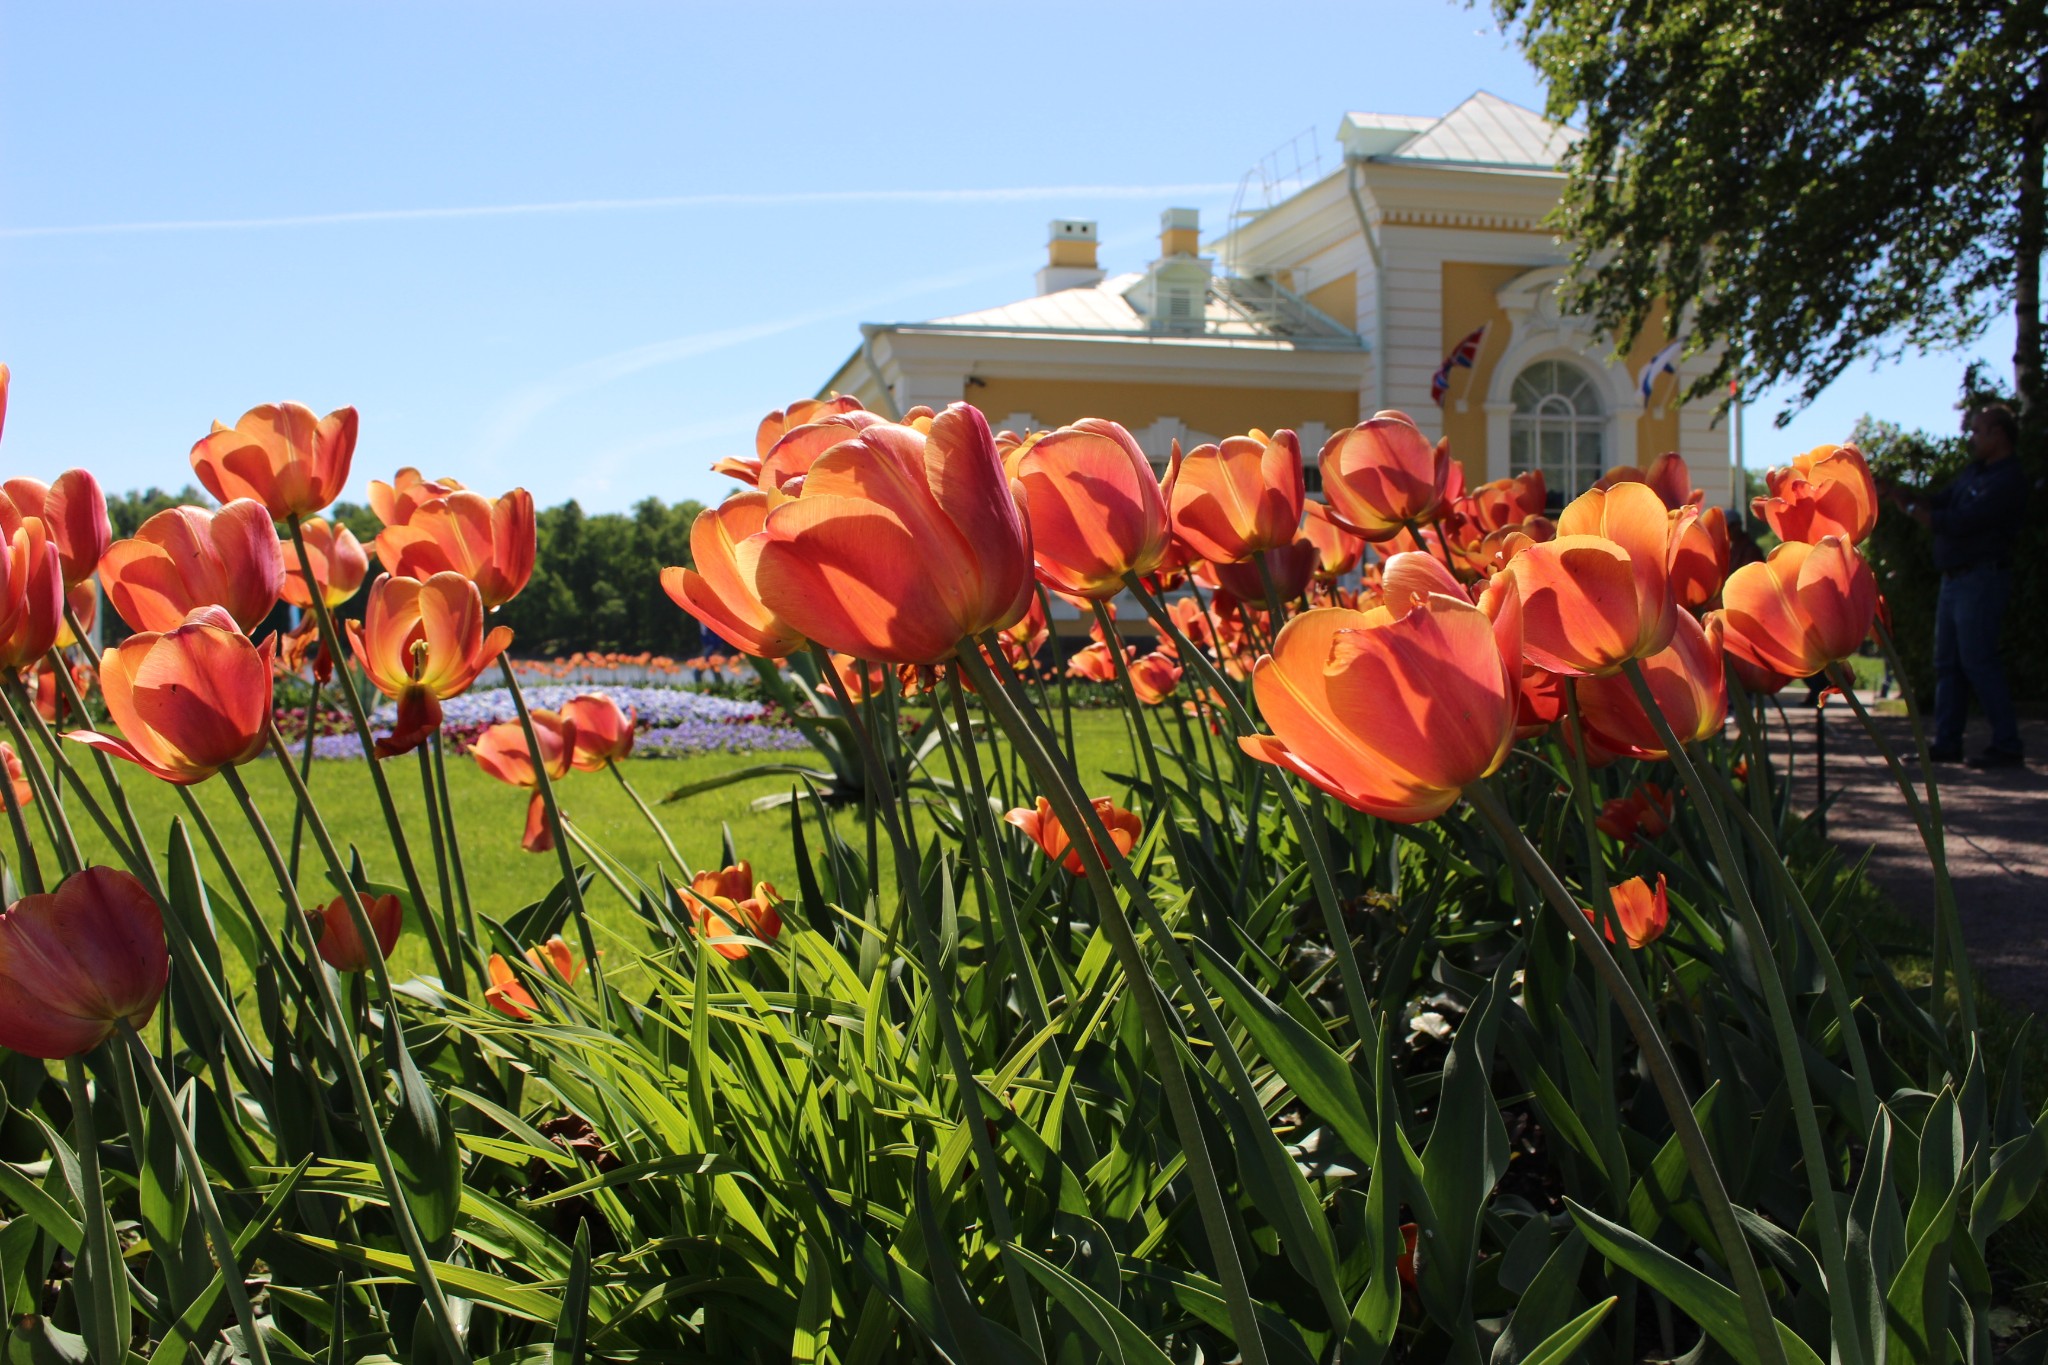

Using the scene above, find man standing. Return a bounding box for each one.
[1894,403,2029,768]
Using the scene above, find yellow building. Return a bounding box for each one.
[824,92,1728,507]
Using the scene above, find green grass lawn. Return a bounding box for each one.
[16,708,1142,986]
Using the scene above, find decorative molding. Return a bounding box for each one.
[1380,209,1553,234]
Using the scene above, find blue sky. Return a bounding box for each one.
[0,1,2011,514]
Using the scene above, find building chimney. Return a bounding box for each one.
[1036,219,1105,294]
[1158,206,1201,258]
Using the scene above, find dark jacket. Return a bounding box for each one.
[1930,456,2029,574]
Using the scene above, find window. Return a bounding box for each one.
[1508,360,1605,503]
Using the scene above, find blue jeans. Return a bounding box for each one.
[1934,564,2021,755]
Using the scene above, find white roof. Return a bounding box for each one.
[1346,91,1578,169]
[930,274,1150,331]
[915,272,1359,348]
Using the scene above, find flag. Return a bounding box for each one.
[1637,339,1683,408]
[1430,326,1487,407]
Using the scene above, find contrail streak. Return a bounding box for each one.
[0,184,1240,239]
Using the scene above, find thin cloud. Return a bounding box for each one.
[0,184,1239,239]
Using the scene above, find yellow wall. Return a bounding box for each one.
[1304,271,1358,331]
[1438,262,1531,477]
[1624,304,1681,463]
[966,376,1359,442]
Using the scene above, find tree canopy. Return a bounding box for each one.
[1495,0,2047,441]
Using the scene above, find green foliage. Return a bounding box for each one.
[106,483,213,538]
[1494,0,2047,432]
[494,496,705,657]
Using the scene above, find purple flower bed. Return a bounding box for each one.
[310,685,808,760]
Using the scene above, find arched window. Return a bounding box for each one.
[1509,360,1605,503]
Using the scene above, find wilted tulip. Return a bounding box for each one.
[0,866,168,1059]
[99,500,284,635]
[1669,505,1731,610]
[1005,796,1143,875]
[349,573,513,757]
[1167,429,1304,563]
[1716,536,1877,681]
[1574,610,1728,760]
[1301,499,1366,581]
[1013,418,1170,597]
[687,862,784,960]
[374,487,536,608]
[190,402,357,521]
[472,711,575,852]
[749,404,1035,664]
[1319,411,1452,541]
[281,517,370,610]
[1752,444,1879,545]
[1502,481,1676,676]
[4,470,110,587]
[69,607,273,785]
[0,514,63,670]
[1127,650,1183,705]
[1239,554,1521,821]
[1585,874,1670,948]
[561,693,635,769]
[314,891,404,973]
[662,493,806,659]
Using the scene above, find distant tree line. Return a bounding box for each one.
[103,486,709,658]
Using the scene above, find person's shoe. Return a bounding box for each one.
[1929,745,1964,763]
[1966,749,2025,770]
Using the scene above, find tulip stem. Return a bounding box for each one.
[1618,658,1866,1365]
[417,745,461,978]
[0,685,79,879]
[37,650,159,891]
[284,518,456,991]
[432,733,481,956]
[288,674,322,881]
[496,655,608,1023]
[1465,781,1790,1365]
[63,1054,130,1363]
[956,643,1271,1365]
[0,740,41,895]
[608,758,690,879]
[217,761,471,1365]
[116,1022,272,1365]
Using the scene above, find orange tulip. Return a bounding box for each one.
[1301,499,1366,581]
[53,582,96,651]
[1318,410,1452,541]
[1716,536,1876,682]
[99,500,284,635]
[1005,796,1143,875]
[1166,429,1304,563]
[68,607,273,785]
[32,659,94,726]
[1752,444,1878,545]
[749,404,1035,665]
[756,395,865,464]
[1463,470,1547,534]
[1512,661,1564,740]
[1,742,29,809]
[1013,418,1170,597]
[687,863,784,960]
[1238,554,1520,821]
[1066,640,1122,683]
[820,652,890,704]
[0,866,168,1059]
[1501,481,1677,677]
[374,486,535,608]
[4,470,109,588]
[472,711,575,852]
[190,402,356,520]
[1596,452,1702,512]
[368,468,466,527]
[1574,610,1728,760]
[561,693,635,769]
[1210,536,1318,605]
[1585,874,1670,948]
[1127,650,1183,705]
[1669,504,1731,610]
[756,409,886,493]
[661,492,806,659]
[484,936,584,1019]
[0,513,64,671]
[348,573,513,757]
[314,890,404,972]
[281,517,370,610]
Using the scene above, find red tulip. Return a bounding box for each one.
[99,501,284,635]
[281,517,370,610]
[69,607,273,784]
[1239,554,1520,821]
[1574,610,1728,760]
[374,486,535,608]
[1585,874,1670,948]
[561,693,635,769]
[1716,536,1876,682]
[1752,444,1878,545]
[1167,429,1304,563]
[1597,783,1673,844]
[0,513,64,670]
[686,862,784,960]
[4,471,109,588]
[1319,411,1452,542]
[350,573,512,757]
[314,890,404,972]
[749,404,1035,665]
[661,492,806,659]
[1127,650,1183,705]
[1005,796,1143,875]
[190,402,357,520]
[0,866,168,1059]
[1501,481,1677,677]
[1014,418,1170,597]
[1301,499,1366,581]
